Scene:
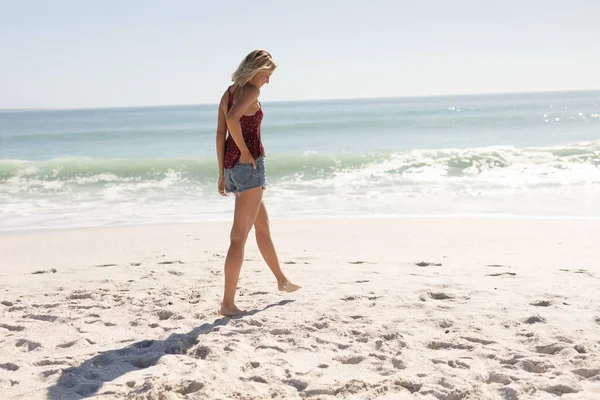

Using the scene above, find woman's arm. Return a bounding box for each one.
[226,85,260,167]
[215,90,230,177]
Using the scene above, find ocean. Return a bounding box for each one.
[1,90,599,231]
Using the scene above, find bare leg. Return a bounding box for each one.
[220,187,263,316]
[254,201,301,293]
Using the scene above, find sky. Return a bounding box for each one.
[1,0,599,109]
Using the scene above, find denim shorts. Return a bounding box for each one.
[224,156,267,195]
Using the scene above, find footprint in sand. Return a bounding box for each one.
[427,341,473,350]
[541,382,581,396]
[391,357,406,370]
[168,270,184,276]
[370,352,386,361]
[498,354,525,366]
[534,343,565,355]
[1,301,14,307]
[336,355,365,365]
[498,387,519,400]
[433,359,470,370]
[248,376,268,384]
[138,379,205,396]
[33,303,60,309]
[573,345,587,354]
[32,268,57,275]
[486,272,517,277]
[15,339,42,352]
[415,262,442,267]
[462,336,495,345]
[57,340,79,349]
[270,328,292,336]
[558,268,593,277]
[349,261,375,265]
[0,363,19,371]
[158,260,184,265]
[486,371,514,384]
[515,359,555,374]
[487,264,513,268]
[25,314,58,322]
[69,291,94,300]
[524,315,546,324]
[157,310,175,320]
[285,379,308,392]
[394,379,422,394]
[554,335,574,344]
[381,332,403,342]
[255,345,286,353]
[34,359,68,367]
[313,321,329,330]
[427,292,454,300]
[437,319,454,329]
[94,264,117,268]
[0,323,25,332]
[189,345,211,360]
[41,369,60,378]
[531,300,552,307]
[572,368,600,379]
[0,379,19,388]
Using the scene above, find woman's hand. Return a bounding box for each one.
[239,151,257,169]
[218,176,227,196]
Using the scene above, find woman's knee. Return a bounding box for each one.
[230,226,250,246]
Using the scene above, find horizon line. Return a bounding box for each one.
[1,88,599,113]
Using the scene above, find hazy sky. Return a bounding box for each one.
[1,0,598,109]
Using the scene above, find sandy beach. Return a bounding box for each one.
[1,217,599,399]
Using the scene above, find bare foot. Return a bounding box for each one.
[219,303,247,316]
[278,281,301,293]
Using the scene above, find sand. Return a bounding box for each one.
[1,217,599,399]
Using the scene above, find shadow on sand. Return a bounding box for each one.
[46,300,295,399]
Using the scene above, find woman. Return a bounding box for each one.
[216,50,300,316]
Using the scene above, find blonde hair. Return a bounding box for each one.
[231,50,276,87]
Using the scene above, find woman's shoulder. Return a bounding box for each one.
[237,84,260,102]
[220,84,259,108]
[227,84,237,93]
[220,85,236,107]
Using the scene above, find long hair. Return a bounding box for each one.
[231,50,277,87]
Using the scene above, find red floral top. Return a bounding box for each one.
[223,86,265,169]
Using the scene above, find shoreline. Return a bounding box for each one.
[3,213,600,236]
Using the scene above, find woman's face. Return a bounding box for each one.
[252,70,272,88]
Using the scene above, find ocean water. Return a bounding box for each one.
[1,90,599,231]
